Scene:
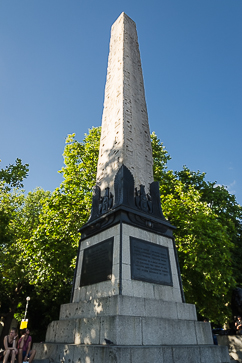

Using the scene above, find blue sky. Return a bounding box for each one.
[0,1,241,205]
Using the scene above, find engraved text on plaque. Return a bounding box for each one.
[130,237,173,286]
[80,238,113,286]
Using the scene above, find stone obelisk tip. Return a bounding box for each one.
[96,13,153,196]
[114,12,135,23]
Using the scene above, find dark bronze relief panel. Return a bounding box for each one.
[80,237,114,287]
[130,237,173,286]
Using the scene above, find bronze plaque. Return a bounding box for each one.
[80,238,113,286]
[130,237,173,286]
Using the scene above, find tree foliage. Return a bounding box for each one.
[151,133,241,323]
[28,128,101,287]
[0,187,51,344]
[0,159,30,345]
[0,158,29,189]
[0,128,101,341]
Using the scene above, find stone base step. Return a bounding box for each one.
[33,342,230,363]
[45,315,213,346]
[59,295,197,321]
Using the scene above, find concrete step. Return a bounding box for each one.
[33,342,230,363]
[59,295,197,321]
[217,335,242,362]
[45,315,213,346]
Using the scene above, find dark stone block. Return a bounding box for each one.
[88,185,101,222]
[114,165,135,208]
[150,181,165,220]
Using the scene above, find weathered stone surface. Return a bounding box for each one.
[199,344,230,363]
[72,223,183,303]
[177,300,197,320]
[34,343,230,363]
[100,316,142,345]
[75,317,100,345]
[142,318,197,346]
[217,335,242,362]
[45,320,75,343]
[195,321,213,345]
[173,346,201,363]
[60,295,197,321]
[96,12,153,196]
[72,225,120,303]
[120,223,183,302]
[131,347,163,363]
[45,313,212,347]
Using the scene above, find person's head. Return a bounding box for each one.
[9,327,18,337]
[238,316,242,320]
[21,328,30,336]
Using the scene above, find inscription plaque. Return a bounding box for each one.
[130,237,173,286]
[80,238,113,286]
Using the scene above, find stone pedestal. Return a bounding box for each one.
[33,222,230,363]
[40,295,211,346]
[72,223,183,304]
[34,293,230,362]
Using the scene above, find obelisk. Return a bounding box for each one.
[33,13,230,363]
[96,12,153,195]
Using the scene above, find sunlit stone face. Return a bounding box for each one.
[96,12,153,196]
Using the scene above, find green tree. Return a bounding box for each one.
[152,133,241,323]
[24,128,101,339]
[174,167,242,290]
[0,187,51,345]
[27,127,101,287]
[0,159,29,243]
[0,129,101,342]
[0,159,29,345]
[0,158,29,189]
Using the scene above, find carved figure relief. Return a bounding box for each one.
[135,185,153,213]
[99,187,113,214]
